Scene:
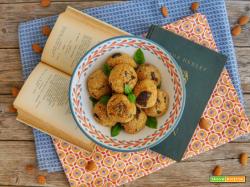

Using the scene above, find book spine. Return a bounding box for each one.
[146,25,156,39]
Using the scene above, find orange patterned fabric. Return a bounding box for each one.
[53,13,250,187]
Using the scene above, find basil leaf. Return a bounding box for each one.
[134,48,145,64]
[89,96,98,106]
[103,63,111,76]
[111,123,122,137]
[99,95,111,105]
[146,117,157,129]
[124,84,133,95]
[128,93,136,103]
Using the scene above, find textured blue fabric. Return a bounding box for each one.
[18,0,244,172]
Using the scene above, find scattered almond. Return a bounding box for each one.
[9,105,17,113]
[161,6,168,17]
[85,160,97,171]
[32,43,43,54]
[213,165,222,176]
[240,152,248,166]
[41,25,51,36]
[37,175,46,184]
[231,25,242,36]
[191,2,200,12]
[11,87,20,97]
[40,0,51,7]
[25,164,34,172]
[199,117,209,130]
[238,16,249,26]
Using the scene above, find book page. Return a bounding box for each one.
[16,109,94,152]
[14,63,94,151]
[42,6,129,75]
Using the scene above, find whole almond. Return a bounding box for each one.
[213,165,222,176]
[240,153,248,166]
[41,25,51,36]
[85,160,97,171]
[161,6,168,17]
[32,43,43,54]
[9,105,17,113]
[11,87,20,97]
[25,164,35,173]
[40,0,51,7]
[238,16,249,26]
[37,175,46,184]
[191,2,200,12]
[231,25,242,36]
[199,117,210,130]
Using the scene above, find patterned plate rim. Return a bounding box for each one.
[69,36,186,152]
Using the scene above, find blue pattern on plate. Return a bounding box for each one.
[18,0,244,172]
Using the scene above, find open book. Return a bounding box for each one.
[14,7,128,152]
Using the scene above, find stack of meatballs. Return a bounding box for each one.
[87,52,169,135]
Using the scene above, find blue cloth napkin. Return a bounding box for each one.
[18,0,244,172]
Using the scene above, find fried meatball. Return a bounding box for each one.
[106,53,137,68]
[107,94,136,123]
[87,69,111,99]
[136,64,161,86]
[134,79,157,108]
[122,108,147,134]
[109,64,137,94]
[93,102,117,127]
[144,89,169,117]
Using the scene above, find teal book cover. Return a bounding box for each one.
[147,25,227,161]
